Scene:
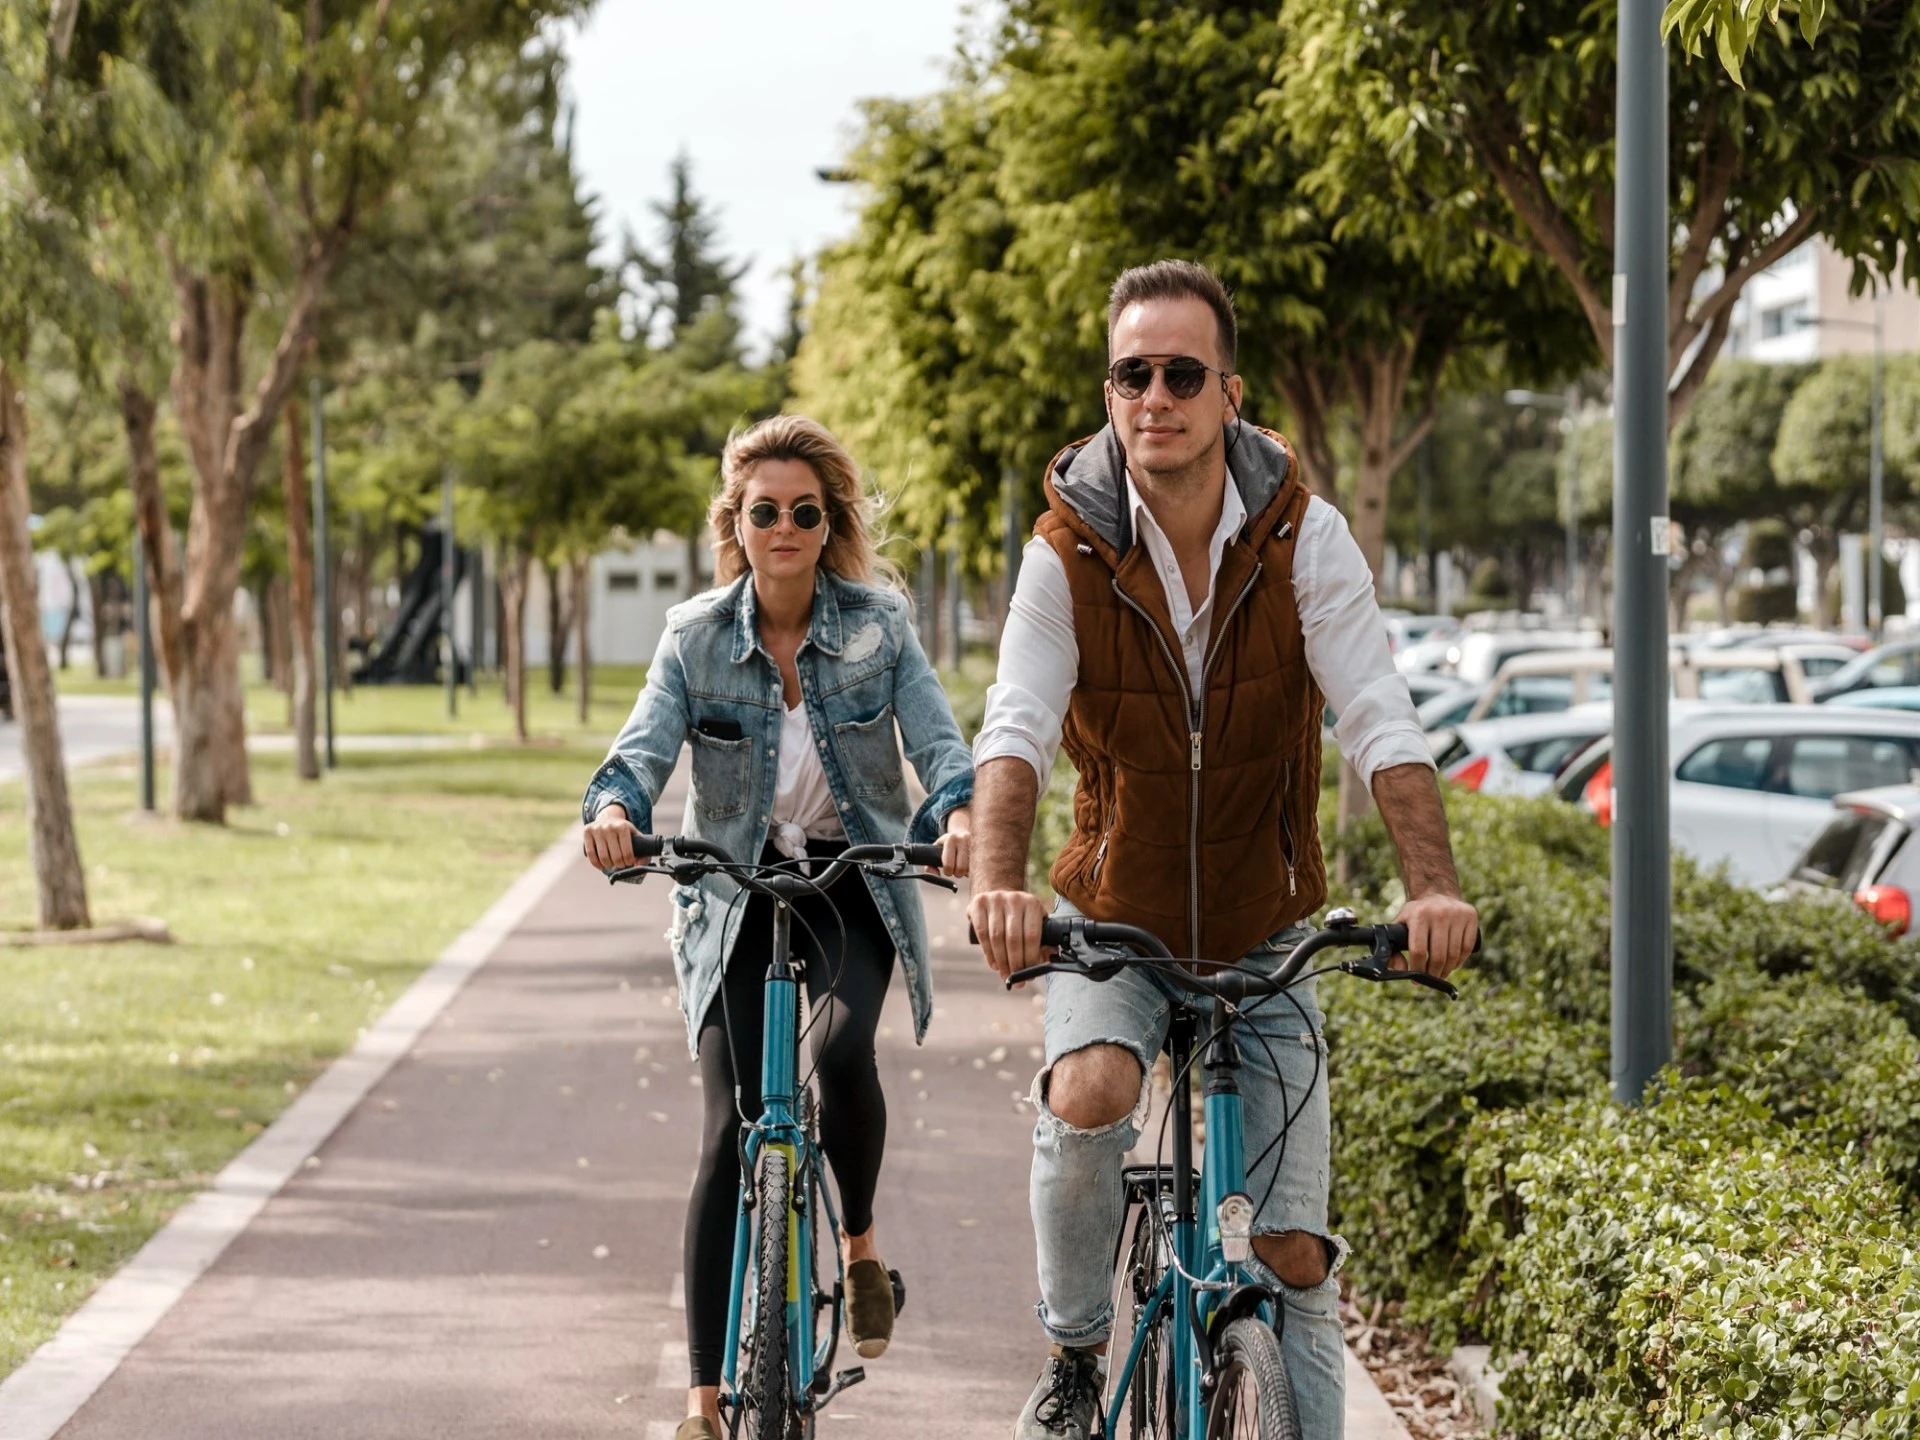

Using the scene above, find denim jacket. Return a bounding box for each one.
[582,569,975,1057]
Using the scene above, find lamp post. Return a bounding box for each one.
[1611,0,1673,1105]
[1796,301,1886,635]
[1505,387,1582,621]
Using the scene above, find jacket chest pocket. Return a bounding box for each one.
[832,703,903,798]
[689,730,753,819]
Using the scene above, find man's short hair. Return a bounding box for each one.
[1106,260,1237,371]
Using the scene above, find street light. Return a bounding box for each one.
[1505,387,1583,621]
[1796,300,1886,636]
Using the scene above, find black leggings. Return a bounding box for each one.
[684,840,896,1388]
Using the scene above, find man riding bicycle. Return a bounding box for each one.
[967,260,1479,1440]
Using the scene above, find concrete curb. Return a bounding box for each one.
[1449,1344,1504,1429]
[1345,1345,1416,1439]
[0,825,584,1440]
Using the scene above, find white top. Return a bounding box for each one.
[771,701,846,861]
[974,466,1432,790]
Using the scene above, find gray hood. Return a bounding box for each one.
[1048,422,1295,556]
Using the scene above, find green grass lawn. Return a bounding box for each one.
[0,742,603,1377]
[56,662,650,745]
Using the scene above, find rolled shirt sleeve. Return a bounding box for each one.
[1294,497,1434,786]
[972,536,1078,791]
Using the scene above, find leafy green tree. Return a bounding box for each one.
[1664,0,1829,82]
[104,0,589,823]
[1774,355,1920,623]
[1285,0,1920,430]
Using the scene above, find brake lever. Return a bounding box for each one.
[903,872,959,893]
[1336,955,1460,1001]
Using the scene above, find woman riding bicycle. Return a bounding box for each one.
[580,415,975,1440]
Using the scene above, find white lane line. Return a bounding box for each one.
[669,1273,686,1310]
[0,826,586,1440]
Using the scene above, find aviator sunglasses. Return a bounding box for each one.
[1107,354,1226,402]
[742,500,826,531]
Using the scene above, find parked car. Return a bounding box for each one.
[1825,686,1920,713]
[1381,613,1461,656]
[1416,682,1486,732]
[1465,645,1831,724]
[1684,626,1867,654]
[1557,705,1920,885]
[1811,637,1920,700]
[1447,629,1601,685]
[1431,706,1613,797]
[1776,785,1920,935]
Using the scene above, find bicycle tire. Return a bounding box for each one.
[1116,1203,1175,1438]
[1205,1317,1300,1440]
[748,1150,794,1440]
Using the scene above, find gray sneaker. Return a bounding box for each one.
[1014,1345,1104,1439]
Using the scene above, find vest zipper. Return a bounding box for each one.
[1089,799,1117,884]
[1279,761,1298,896]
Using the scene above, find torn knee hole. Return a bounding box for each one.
[1253,1230,1332,1289]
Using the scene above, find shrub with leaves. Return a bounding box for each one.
[1442,1084,1920,1438]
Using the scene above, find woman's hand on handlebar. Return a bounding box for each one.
[583,803,643,871]
[937,806,972,878]
[966,887,1051,982]
[1395,891,1479,978]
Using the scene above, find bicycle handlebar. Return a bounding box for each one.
[996,912,1464,1001]
[606,834,953,895]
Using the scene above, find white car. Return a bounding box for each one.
[1778,784,1920,934]
[1430,706,1614,797]
[1558,706,1920,885]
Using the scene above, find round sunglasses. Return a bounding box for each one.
[1107,354,1227,402]
[742,500,826,532]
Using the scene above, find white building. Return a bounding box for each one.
[1722,237,1920,363]
[518,530,712,668]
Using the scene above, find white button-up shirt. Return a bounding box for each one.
[975,466,1432,789]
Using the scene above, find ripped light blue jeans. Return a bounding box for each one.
[1030,905,1349,1439]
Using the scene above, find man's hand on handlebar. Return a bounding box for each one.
[966,888,1052,982]
[1395,891,1479,979]
[583,803,642,871]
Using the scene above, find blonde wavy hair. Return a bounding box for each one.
[709,415,899,588]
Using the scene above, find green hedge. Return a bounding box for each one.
[1323,792,1920,1433]
[1448,1085,1920,1439]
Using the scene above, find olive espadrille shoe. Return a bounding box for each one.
[845,1259,903,1359]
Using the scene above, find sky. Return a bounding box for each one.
[559,1,975,358]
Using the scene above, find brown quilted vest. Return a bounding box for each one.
[1036,425,1327,963]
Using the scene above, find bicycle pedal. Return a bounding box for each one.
[814,1366,866,1405]
[888,1268,906,1318]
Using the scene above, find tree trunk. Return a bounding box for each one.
[543,557,570,695]
[283,399,319,780]
[1347,341,1437,586]
[1811,533,1840,630]
[685,524,705,599]
[87,570,109,677]
[0,363,91,929]
[56,557,82,670]
[1274,362,1343,507]
[573,555,591,725]
[500,548,531,743]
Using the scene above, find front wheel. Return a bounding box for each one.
[1204,1317,1299,1440]
[747,1150,796,1440]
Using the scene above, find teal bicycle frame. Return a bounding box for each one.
[718,893,844,1419]
[1105,998,1274,1440]
[1006,910,1461,1440]
[609,834,949,1437]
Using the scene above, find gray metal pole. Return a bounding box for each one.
[1563,386,1580,622]
[441,469,457,719]
[310,378,335,770]
[1002,465,1023,620]
[468,545,484,693]
[918,543,937,658]
[1869,298,1885,636]
[134,544,155,811]
[945,539,962,671]
[1611,0,1673,1105]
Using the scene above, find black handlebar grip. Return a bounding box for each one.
[1039,917,1073,948]
[1380,922,1409,953]
[631,832,664,859]
[902,843,946,869]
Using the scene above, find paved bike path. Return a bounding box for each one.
[37,764,1404,1439]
